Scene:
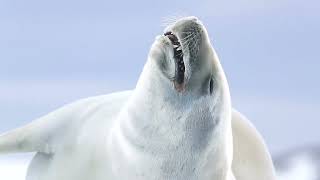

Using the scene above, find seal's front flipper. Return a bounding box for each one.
[0,112,66,154]
[0,92,132,155]
[0,124,42,154]
[0,99,87,154]
[231,110,276,180]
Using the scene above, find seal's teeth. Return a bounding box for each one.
[165,32,185,90]
[164,32,180,46]
[172,41,180,46]
[165,32,184,59]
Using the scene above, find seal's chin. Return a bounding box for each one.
[164,31,185,92]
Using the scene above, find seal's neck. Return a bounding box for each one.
[117,59,231,151]
[109,59,233,180]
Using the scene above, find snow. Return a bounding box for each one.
[277,155,317,180]
[0,154,32,180]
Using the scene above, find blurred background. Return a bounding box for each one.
[0,0,319,179]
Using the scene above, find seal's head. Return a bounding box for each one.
[137,16,230,105]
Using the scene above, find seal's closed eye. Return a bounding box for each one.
[209,78,213,95]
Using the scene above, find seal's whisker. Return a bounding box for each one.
[187,33,200,56]
[181,33,194,41]
[161,19,177,27]
[180,31,193,35]
[181,33,195,42]
[181,32,197,44]
[181,34,196,48]
[161,14,185,27]
[182,39,192,53]
[182,36,194,50]
[161,13,189,28]
[193,34,201,54]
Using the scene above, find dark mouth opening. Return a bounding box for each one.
[164,31,185,91]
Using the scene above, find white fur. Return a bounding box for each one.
[0,17,276,180]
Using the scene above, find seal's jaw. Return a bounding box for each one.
[145,16,223,100]
[164,31,185,92]
[162,17,216,95]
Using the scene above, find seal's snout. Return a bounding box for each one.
[160,16,213,94]
[167,17,204,58]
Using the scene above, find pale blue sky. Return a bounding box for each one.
[0,0,319,155]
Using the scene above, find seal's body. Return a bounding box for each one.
[0,17,276,180]
[22,91,230,180]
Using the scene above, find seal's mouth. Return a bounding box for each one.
[164,31,185,92]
